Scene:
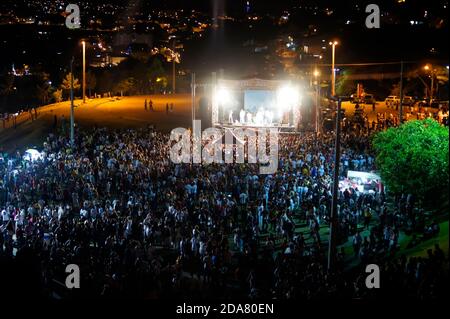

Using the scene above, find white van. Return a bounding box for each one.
[385,96,400,107]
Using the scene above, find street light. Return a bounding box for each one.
[328,96,342,272]
[81,40,86,103]
[423,64,436,101]
[314,69,320,135]
[329,41,338,96]
[70,57,75,145]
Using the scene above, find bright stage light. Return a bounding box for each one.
[216,87,232,105]
[276,85,300,111]
[23,149,43,162]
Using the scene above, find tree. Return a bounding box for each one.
[407,65,449,99]
[86,71,97,97]
[0,74,15,96]
[114,77,135,96]
[336,70,356,96]
[148,57,167,93]
[36,83,51,105]
[34,73,51,106]
[60,73,81,100]
[372,119,449,200]
[52,89,63,103]
[0,74,15,109]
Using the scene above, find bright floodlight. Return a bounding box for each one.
[277,85,300,112]
[216,87,232,105]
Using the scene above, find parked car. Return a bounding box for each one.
[385,95,400,107]
[416,98,431,107]
[402,96,415,106]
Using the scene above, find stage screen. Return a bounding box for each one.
[244,90,277,113]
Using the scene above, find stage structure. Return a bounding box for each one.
[211,78,302,132]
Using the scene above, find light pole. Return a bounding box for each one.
[70,57,75,145]
[329,41,338,96]
[172,39,176,94]
[172,57,176,94]
[191,72,196,128]
[314,68,320,135]
[82,40,86,103]
[423,64,438,101]
[399,61,404,123]
[328,97,342,272]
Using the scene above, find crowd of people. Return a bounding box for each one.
[0,116,447,299]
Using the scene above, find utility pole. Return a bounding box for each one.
[191,72,196,128]
[317,85,321,136]
[329,41,338,96]
[172,38,176,94]
[315,83,319,135]
[430,71,434,102]
[328,97,341,272]
[212,71,217,127]
[399,61,404,124]
[314,66,320,136]
[70,57,75,145]
[82,41,86,103]
[172,58,176,94]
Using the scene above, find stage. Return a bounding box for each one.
[216,122,298,133]
[211,78,302,132]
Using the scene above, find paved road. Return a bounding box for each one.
[0,94,195,152]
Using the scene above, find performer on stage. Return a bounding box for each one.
[240,109,245,124]
[255,108,264,126]
[246,111,253,124]
[266,110,274,125]
[228,110,234,124]
[263,109,270,125]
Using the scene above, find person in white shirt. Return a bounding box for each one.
[255,108,264,125]
[239,109,245,124]
[191,235,198,255]
[246,112,253,124]
[228,110,234,124]
[1,209,10,224]
[239,192,248,205]
[199,240,206,256]
[257,204,264,230]
[58,206,65,220]
[79,208,88,219]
